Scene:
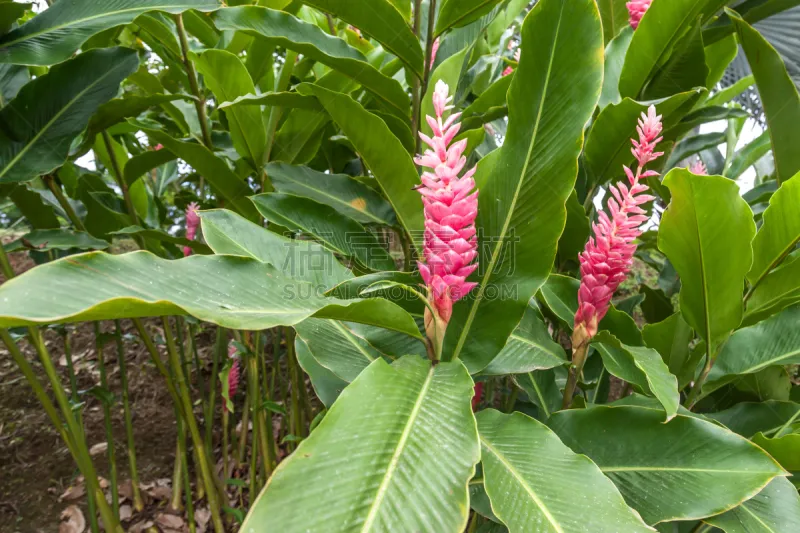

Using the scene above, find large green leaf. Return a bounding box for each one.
[597,0,630,45]
[745,249,800,326]
[731,10,800,184]
[218,91,322,111]
[584,90,702,187]
[706,305,800,392]
[727,130,771,180]
[618,0,725,98]
[212,6,409,118]
[141,128,260,221]
[435,0,504,36]
[0,0,219,65]
[593,332,679,421]
[443,0,604,372]
[708,400,800,437]
[705,477,800,533]
[658,169,756,356]
[747,174,800,289]
[252,193,396,271]
[199,208,352,289]
[298,0,423,78]
[295,337,347,408]
[193,49,266,170]
[0,48,139,184]
[266,162,396,225]
[478,409,653,532]
[548,405,786,524]
[513,369,561,420]
[0,251,421,337]
[664,131,728,170]
[308,85,424,254]
[3,229,109,253]
[640,19,708,100]
[481,303,566,376]
[241,356,479,532]
[642,312,694,388]
[599,26,633,109]
[295,318,425,382]
[86,93,193,143]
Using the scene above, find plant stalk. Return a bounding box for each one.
[685,350,713,410]
[206,327,227,450]
[411,0,423,142]
[102,131,140,228]
[562,334,590,409]
[43,175,86,231]
[114,320,144,511]
[93,322,120,518]
[175,14,214,150]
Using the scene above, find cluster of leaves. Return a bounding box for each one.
[1,0,800,532]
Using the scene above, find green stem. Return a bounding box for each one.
[28,328,123,533]
[685,349,713,410]
[175,14,214,150]
[260,331,277,469]
[179,420,197,533]
[237,385,251,465]
[114,320,144,511]
[263,50,298,188]
[285,328,303,444]
[93,323,120,518]
[102,131,139,228]
[170,424,185,512]
[250,332,273,479]
[43,175,86,231]
[411,0,423,145]
[160,318,226,533]
[189,323,207,423]
[775,408,800,439]
[562,341,589,409]
[206,328,227,450]
[222,402,230,482]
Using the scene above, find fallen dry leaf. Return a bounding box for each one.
[155,512,184,530]
[89,442,108,456]
[59,505,86,533]
[59,484,86,502]
[119,504,133,521]
[128,520,154,533]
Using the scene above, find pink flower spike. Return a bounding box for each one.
[430,37,440,69]
[574,106,664,340]
[626,0,652,30]
[690,160,708,175]
[183,202,200,257]
[416,80,479,329]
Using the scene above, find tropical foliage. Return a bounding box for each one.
[1,0,800,532]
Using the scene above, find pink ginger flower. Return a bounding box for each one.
[415,80,479,327]
[690,160,708,175]
[225,343,240,411]
[574,105,663,340]
[627,0,652,30]
[430,37,440,69]
[502,49,520,77]
[183,202,200,257]
[153,144,164,151]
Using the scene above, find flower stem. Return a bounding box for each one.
[175,14,214,151]
[562,337,590,410]
[114,320,144,511]
[206,327,227,451]
[102,131,140,228]
[93,322,120,518]
[43,175,86,231]
[685,348,713,410]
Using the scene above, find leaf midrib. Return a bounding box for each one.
[452,1,565,361]
[509,333,563,361]
[480,437,565,533]
[0,59,131,180]
[359,365,435,532]
[602,466,778,473]
[275,173,385,224]
[0,3,212,48]
[731,347,800,376]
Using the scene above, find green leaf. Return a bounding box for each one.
[731,9,800,184]
[658,169,756,356]
[747,174,800,289]
[217,91,322,111]
[199,208,352,289]
[667,106,750,140]
[110,226,211,255]
[241,356,480,533]
[706,305,800,393]
[640,18,708,100]
[435,0,504,36]
[513,369,561,420]
[0,0,220,66]
[593,332,679,421]
[325,270,424,316]
[727,130,771,181]
[86,93,193,144]
[141,128,260,221]
[0,63,29,105]
[123,149,177,187]
[707,74,755,107]
[422,47,468,139]
[5,184,59,229]
[705,34,739,89]
[556,190,590,266]
[212,6,410,119]
[477,409,654,533]
[461,75,512,127]
[0,251,421,337]
[193,49,266,170]
[443,0,604,371]
[708,400,800,438]
[597,0,630,45]
[0,47,139,184]
[294,337,347,408]
[481,303,566,376]
[300,0,423,78]
[3,229,109,253]
[599,26,633,109]
[752,432,800,471]
[0,1,31,36]
[638,284,674,324]
[308,85,424,255]
[295,317,424,382]
[745,249,800,326]
[266,162,396,225]
[618,0,725,98]
[664,131,728,170]
[584,90,703,187]
[705,477,800,533]
[548,405,786,524]
[251,193,396,271]
[642,312,694,388]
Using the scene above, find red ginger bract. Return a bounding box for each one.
[574,105,663,339]
[415,81,479,326]
[183,202,200,257]
[627,0,652,30]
